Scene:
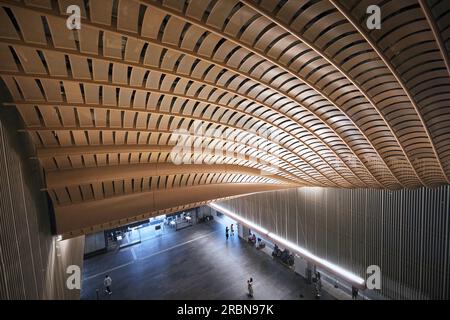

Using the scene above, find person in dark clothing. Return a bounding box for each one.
[247,278,254,297]
[352,286,358,300]
[315,272,322,298]
[225,226,229,240]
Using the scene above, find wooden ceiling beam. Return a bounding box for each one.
[45,163,301,189]
[23,126,330,187]
[54,183,296,234]
[330,0,450,185]
[8,94,362,188]
[0,2,393,188]
[139,0,409,187]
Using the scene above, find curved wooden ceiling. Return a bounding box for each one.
[0,0,449,237]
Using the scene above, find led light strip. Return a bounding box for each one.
[210,203,365,286]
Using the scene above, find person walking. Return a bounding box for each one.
[230,224,235,237]
[225,226,229,240]
[104,275,112,295]
[247,278,254,298]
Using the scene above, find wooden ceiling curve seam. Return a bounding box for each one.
[0,0,449,238]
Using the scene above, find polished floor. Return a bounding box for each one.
[81,220,335,300]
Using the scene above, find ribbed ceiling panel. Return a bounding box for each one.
[0,0,449,236]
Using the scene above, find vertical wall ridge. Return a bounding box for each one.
[0,82,84,300]
[218,186,450,300]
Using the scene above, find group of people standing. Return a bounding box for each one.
[225,224,235,240]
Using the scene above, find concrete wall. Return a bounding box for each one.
[218,186,450,299]
[0,84,84,299]
[84,232,106,255]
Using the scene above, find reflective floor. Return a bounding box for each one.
[81,220,336,300]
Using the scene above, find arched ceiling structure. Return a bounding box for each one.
[0,0,449,237]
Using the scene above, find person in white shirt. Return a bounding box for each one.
[104,275,112,295]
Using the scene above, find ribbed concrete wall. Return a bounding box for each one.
[0,86,84,299]
[218,187,450,299]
